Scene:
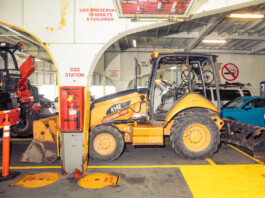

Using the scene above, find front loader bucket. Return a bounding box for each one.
[221,119,265,158]
[20,116,60,163]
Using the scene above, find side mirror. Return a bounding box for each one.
[244,105,252,110]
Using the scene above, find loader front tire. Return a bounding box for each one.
[170,113,220,159]
[89,125,125,161]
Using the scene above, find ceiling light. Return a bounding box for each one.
[35,58,42,62]
[202,39,226,44]
[228,13,264,19]
[133,39,137,48]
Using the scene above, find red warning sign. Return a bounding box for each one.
[221,63,239,81]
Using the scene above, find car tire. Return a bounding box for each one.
[11,109,39,137]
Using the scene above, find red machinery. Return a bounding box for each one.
[0,42,41,137]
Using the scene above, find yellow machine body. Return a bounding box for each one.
[165,93,218,122]
[90,90,148,128]
[133,125,164,145]
[90,91,221,145]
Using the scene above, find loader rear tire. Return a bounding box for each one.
[170,113,220,159]
[89,125,125,161]
[11,109,39,137]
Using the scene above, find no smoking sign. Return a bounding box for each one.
[221,63,239,81]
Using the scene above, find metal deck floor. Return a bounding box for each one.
[0,139,265,198]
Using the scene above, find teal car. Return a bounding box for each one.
[220,96,265,127]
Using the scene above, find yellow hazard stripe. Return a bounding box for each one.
[227,144,264,165]
[206,158,216,165]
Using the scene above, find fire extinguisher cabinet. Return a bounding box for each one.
[60,86,85,132]
[260,81,265,96]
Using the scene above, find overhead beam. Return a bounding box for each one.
[243,40,260,49]
[232,40,251,49]
[0,36,18,43]
[217,19,235,35]
[221,34,265,40]
[166,32,199,38]
[124,37,129,48]
[1,24,43,47]
[251,41,265,53]
[249,22,265,36]
[166,32,265,41]
[186,15,226,52]
[169,38,175,48]
[153,28,159,48]
[123,47,255,55]
[191,0,265,20]
[241,20,264,34]
[166,25,171,36]
[113,41,121,51]
[226,19,248,35]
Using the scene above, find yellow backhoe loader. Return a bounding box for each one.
[21,51,225,163]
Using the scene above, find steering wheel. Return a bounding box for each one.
[175,81,189,100]
[160,80,172,87]
[154,84,164,96]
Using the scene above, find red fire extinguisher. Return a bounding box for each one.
[68,99,78,130]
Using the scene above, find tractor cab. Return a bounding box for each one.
[146,51,221,121]
[0,42,23,111]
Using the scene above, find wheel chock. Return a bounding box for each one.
[11,172,60,188]
[78,173,121,189]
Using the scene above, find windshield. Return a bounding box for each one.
[222,98,248,109]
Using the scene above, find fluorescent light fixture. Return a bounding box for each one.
[169,66,176,70]
[133,39,137,48]
[35,58,42,62]
[228,13,264,19]
[202,39,226,44]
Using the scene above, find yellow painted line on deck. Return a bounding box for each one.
[10,142,31,145]
[0,138,33,141]
[0,164,212,170]
[0,164,218,170]
[84,164,260,169]
[89,165,184,169]
[228,144,264,165]
[1,163,263,170]
[206,158,216,165]
[0,166,61,170]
